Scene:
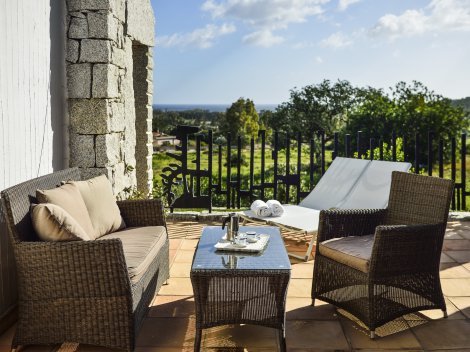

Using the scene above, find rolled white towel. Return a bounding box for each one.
[250,200,272,217]
[266,199,284,217]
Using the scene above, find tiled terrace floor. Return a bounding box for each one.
[1,219,470,351]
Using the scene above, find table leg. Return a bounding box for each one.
[194,328,202,352]
[279,328,286,352]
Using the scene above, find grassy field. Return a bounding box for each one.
[153,146,470,210]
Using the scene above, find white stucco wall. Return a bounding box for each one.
[0,0,67,190]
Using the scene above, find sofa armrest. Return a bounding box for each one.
[370,223,446,278]
[117,199,166,227]
[15,239,131,300]
[317,208,387,243]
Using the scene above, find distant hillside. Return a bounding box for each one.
[452,97,470,111]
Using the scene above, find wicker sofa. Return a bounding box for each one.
[1,168,170,351]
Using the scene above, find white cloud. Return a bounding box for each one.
[320,32,353,48]
[371,0,470,39]
[243,30,285,47]
[157,23,236,49]
[202,0,330,46]
[338,0,361,11]
[315,56,324,63]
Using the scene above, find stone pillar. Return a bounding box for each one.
[65,0,154,196]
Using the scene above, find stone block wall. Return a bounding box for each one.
[65,0,154,196]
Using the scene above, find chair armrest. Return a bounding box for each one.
[317,208,387,243]
[117,198,167,227]
[14,239,131,300]
[370,223,446,278]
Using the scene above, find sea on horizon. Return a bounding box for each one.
[153,103,278,113]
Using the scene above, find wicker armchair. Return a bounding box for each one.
[1,168,170,351]
[311,171,454,338]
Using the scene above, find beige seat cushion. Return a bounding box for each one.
[37,183,95,238]
[319,234,375,273]
[98,226,167,283]
[31,203,91,241]
[69,175,125,240]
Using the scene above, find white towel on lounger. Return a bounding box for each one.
[250,200,272,217]
[266,199,284,217]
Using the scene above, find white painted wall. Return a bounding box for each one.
[0,0,67,191]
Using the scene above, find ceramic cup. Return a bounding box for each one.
[246,231,257,243]
[235,233,247,246]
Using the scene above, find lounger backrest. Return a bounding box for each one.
[299,157,370,210]
[335,160,412,209]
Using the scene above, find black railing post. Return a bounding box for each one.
[439,139,444,178]
[392,131,397,161]
[428,131,433,176]
[345,134,351,158]
[403,135,408,161]
[451,137,456,209]
[296,132,302,204]
[462,133,467,210]
[369,138,375,160]
[208,130,213,213]
[285,133,290,203]
[379,137,384,160]
[226,133,231,209]
[237,135,242,209]
[415,133,420,174]
[260,130,266,200]
[356,130,362,158]
[196,135,201,196]
[250,137,255,203]
[333,132,339,160]
[310,138,315,190]
[320,131,325,175]
[273,131,279,199]
[218,144,222,192]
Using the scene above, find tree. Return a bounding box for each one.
[270,79,358,138]
[219,98,260,143]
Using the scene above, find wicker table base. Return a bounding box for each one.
[190,226,291,351]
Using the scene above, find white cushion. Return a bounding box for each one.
[68,175,126,239]
[31,203,91,241]
[299,157,370,210]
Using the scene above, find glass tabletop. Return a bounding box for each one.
[191,226,291,271]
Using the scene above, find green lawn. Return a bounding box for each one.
[153,147,469,211]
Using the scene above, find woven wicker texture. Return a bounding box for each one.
[191,227,290,351]
[1,168,170,351]
[312,171,454,334]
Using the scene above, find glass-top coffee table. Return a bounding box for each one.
[190,226,291,351]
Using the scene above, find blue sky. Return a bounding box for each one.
[151,0,470,104]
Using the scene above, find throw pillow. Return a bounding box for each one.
[36,183,95,238]
[68,175,126,239]
[31,203,91,241]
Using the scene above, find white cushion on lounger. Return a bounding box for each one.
[299,157,370,210]
[336,160,412,209]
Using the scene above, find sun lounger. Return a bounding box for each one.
[241,157,412,260]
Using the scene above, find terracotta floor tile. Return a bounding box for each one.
[180,239,200,251]
[291,263,314,279]
[168,249,178,265]
[159,278,194,296]
[440,263,470,278]
[286,320,349,350]
[340,317,421,350]
[444,228,465,240]
[440,252,456,263]
[441,278,470,296]
[149,295,195,318]
[169,239,182,250]
[75,344,118,351]
[174,250,196,263]
[412,320,470,350]
[445,250,470,263]
[448,296,470,318]
[134,348,193,352]
[286,298,337,320]
[404,298,464,320]
[287,278,312,298]
[170,262,192,278]
[201,324,279,349]
[136,318,196,347]
[443,239,470,251]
